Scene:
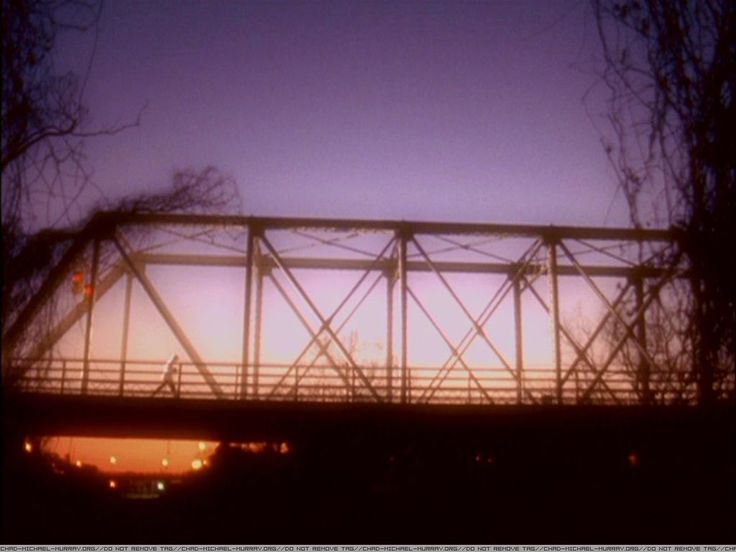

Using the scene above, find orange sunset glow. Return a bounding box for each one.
[41,437,292,474]
[42,437,218,474]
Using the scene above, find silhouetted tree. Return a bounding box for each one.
[592,0,736,404]
[1,1,239,373]
[604,280,697,403]
[2,0,113,233]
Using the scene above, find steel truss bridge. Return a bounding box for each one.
[4,212,732,411]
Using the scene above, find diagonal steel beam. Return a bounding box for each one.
[411,236,517,380]
[571,238,639,267]
[558,281,633,386]
[421,277,515,401]
[407,287,493,403]
[424,275,544,405]
[265,273,352,394]
[521,275,621,404]
[290,230,376,258]
[558,240,659,371]
[113,233,224,398]
[265,237,394,397]
[3,234,89,362]
[26,261,128,363]
[420,240,543,402]
[289,270,386,394]
[431,234,515,263]
[259,233,383,401]
[579,273,674,401]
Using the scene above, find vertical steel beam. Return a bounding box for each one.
[253,247,264,398]
[386,267,395,403]
[634,275,650,405]
[241,225,258,400]
[81,239,100,395]
[61,359,67,395]
[579,272,671,401]
[27,263,126,363]
[513,278,524,405]
[547,237,562,405]
[118,272,133,397]
[259,234,382,400]
[398,229,409,404]
[265,272,352,390]
[113,235,224,398]
[407,286,493,403]
[558,240,657,369]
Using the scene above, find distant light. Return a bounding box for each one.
[279,442,290,455]
[474,452,494,465]
[191,459,203,471]
[109,480,117,489]
[247,442,267,454]
[71,271,84,294]
[24,441,33,453]
[161,457,169,468]
[627,451,639,468]
[198,441,206,452]
[156,481,166,491]
[109,456,117,465]
[75,460,82,468]
[202,459,209,467]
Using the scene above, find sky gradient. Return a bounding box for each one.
[46,0,632,473]
[58,0,628,227]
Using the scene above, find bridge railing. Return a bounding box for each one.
[8,357,695,405]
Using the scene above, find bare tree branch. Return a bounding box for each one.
[591,0,736,404]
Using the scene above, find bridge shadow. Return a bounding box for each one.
[2,396,735,543]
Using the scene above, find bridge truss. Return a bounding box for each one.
[5,212,731,405]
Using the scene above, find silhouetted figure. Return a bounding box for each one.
[153,354,179,397]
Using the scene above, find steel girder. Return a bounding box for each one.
[7,211,719,406]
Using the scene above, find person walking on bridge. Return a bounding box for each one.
[153,354,180,397]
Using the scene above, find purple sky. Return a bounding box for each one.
[59,0,628,226]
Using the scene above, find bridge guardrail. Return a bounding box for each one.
[8,357,696,405]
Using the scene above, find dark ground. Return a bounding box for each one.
[2,403,735,543]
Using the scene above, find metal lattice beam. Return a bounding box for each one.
[7,211,720,406]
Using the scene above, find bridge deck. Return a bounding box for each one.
[6,391,734,443]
